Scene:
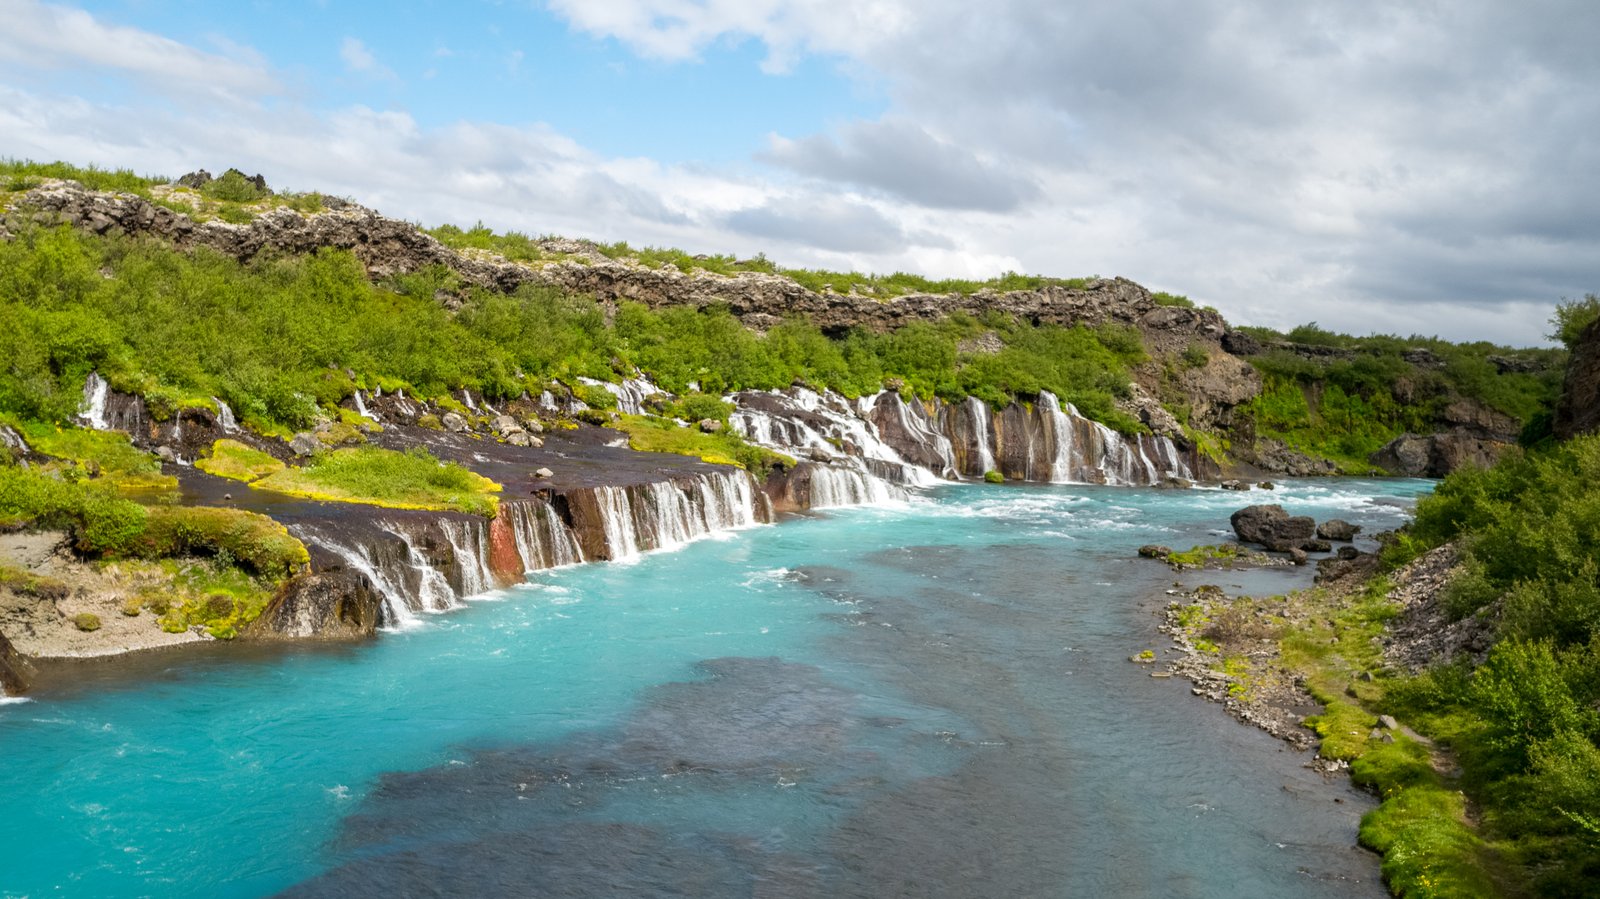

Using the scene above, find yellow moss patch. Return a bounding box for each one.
[252,446,501,516]
[195,439,285,483]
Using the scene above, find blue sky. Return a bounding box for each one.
[62,0,884,165]
[2,0,1598,345]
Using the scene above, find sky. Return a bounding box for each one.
[1,0,1596,346]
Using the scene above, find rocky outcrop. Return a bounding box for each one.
[0,629,34,696]
[1556,315,1600,440]
[243,571,383,642]
[8,182,1230,345]
[1369,431,1513,478]
[1382,544,1498,672]
[1229,504,1316,552]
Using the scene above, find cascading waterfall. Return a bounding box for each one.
[589,471,761,561]
[728,388,925,508]
[380,524,456,613]
[0,425,30,456]
[578,375,661,416]
[966,396,996,475]
[290,525,422,629]
[212,398,238,433]
[594,487,642,560]
[437,518,493,598]
[353,389,379,421]
[1035,391,1189,486]
[505,502,584,571]
[79,372,110,430]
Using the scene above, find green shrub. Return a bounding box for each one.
[200,170,269,203]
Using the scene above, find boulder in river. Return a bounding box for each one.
[1230,504,1316,552]
[242,571,382,641]
[1317,519,1360,541]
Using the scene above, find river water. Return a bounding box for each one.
[0,479,1431,897]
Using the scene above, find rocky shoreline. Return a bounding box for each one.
[1148,507,1470,775]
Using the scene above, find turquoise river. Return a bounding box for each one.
[0,478,1432,897]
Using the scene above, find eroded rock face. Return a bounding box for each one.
[1369,431,1512,478]
[1230,504,1316,552]
[0,629,35,695]
[1556,315,1600,440]
[243,571,382,642]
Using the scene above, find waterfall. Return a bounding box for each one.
[460,389,478,412]
[212,398,238,433]
[290,525,422,629]
[588,471,762,561]
[438,518,493,597]
[805,463,896,508]
[386,524,457,612]
[506,501,585,571]
[594,486,641,560]
[79,372,110,430]
[0,426,30,456]
[577,375,662,416]
[967,397,996,476]
[1033,392,1191,486]
[353,390,379,421]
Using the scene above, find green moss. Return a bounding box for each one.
[613,414,793,478]
[137,505,309,576]
[983,469,1004,484]
[70,612,101,631]
[195,439,285,483]
[1166,544,1242,569]
[253,446,501,516]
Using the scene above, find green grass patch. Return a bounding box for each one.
[1166,543,1242,568]
[1355,738,1501,898]
[253,446,501,516]
[16,423,174,491]
[195,439,285,483]
[614,415,793,478]
[1,158,165,195]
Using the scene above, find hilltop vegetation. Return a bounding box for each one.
[0,223,1151,436]
[1233,323,1562,471]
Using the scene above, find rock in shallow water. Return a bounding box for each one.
[1230,504,1316,552]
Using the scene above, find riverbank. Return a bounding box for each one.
[1158,540,1505,896]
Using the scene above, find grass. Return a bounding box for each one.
[195,439,286,482]
[253,446,501,516]
[613,414,793,478]
[15,423,175,492]
[0,158,165,196]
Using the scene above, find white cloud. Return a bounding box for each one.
[339,36,397,81]
[0,0,279,99]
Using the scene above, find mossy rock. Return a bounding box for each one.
[120,597,143,617]
[417,413,444,431]
[71,612,101,632]
[983,470,1005,484]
